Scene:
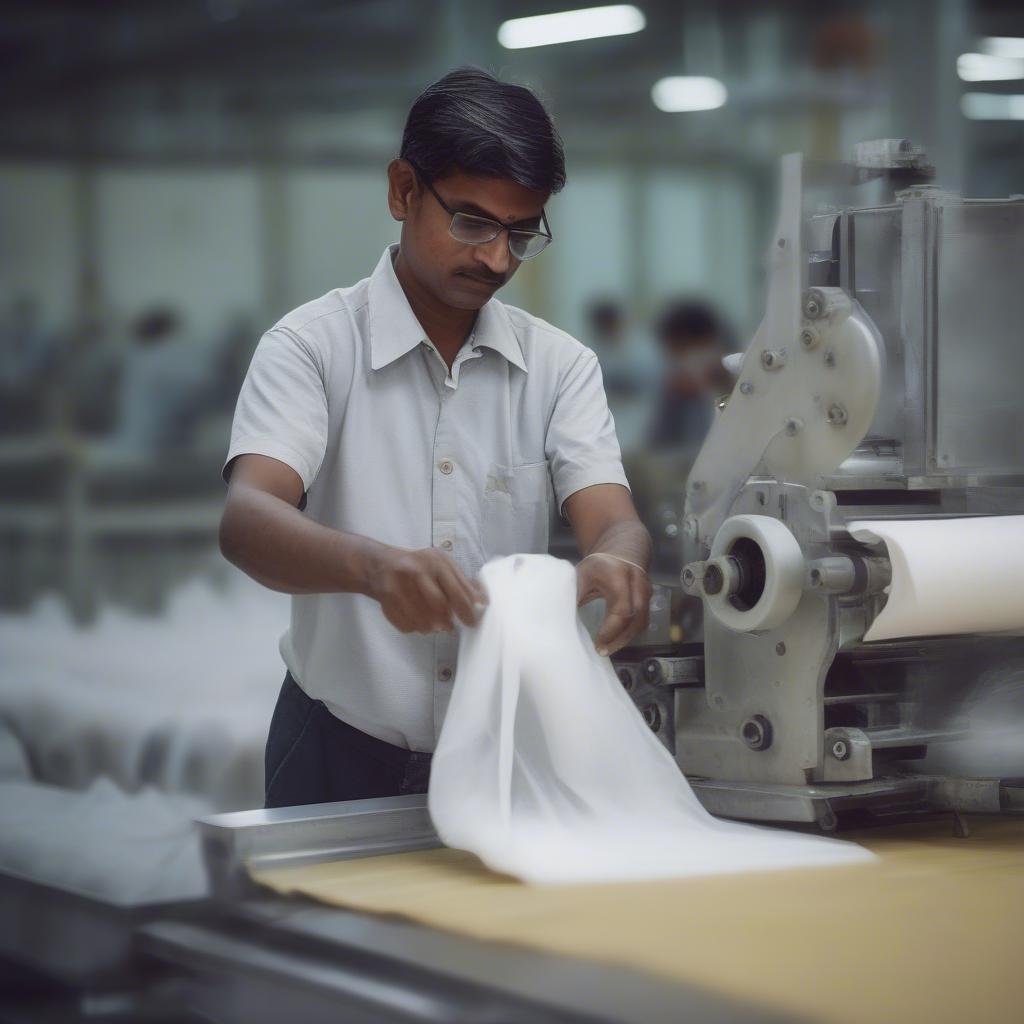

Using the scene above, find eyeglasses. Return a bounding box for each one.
[408,163,553,261]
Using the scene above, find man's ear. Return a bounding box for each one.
[387,159,417,222]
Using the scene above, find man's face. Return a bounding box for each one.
[389,163,549,311]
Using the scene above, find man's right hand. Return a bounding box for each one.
[366,546,487,635]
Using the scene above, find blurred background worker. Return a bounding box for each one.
[648,299,734,453]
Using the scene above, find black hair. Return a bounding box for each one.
[655,300,730,347]
[400,67,566,195]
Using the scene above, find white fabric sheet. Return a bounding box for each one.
[428,554,874,885]
[849,516,1024,642]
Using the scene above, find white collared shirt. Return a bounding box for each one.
[225,245,629,750]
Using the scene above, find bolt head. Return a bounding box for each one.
[800,328,818,349]
[831,739,850,761]
[739,381,754,395]
[827,404,848,427]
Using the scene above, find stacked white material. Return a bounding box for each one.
[430,554,876,885]
[0,567,287,809]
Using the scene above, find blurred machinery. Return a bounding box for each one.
[615,141,1024,828]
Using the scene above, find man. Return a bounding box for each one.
[220,68,652,809]
[647,299,733,452]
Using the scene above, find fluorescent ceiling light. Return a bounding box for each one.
[498,5,645,50]
[981,36,1024,59]
[961,92,1024,120]
[651,76,727,113]
[957,52,1024,81]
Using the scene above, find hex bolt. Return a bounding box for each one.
[800,327,820,350]
[803,288,827,320]
[831,738,850,761]
[827,404,848,427]
[761,349,786,371]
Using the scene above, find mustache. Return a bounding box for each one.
[457,270,506,287]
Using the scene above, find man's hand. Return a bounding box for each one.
[576,553,651,657]
[367,546,487,635]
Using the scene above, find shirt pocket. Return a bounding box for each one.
[481,460,552,557]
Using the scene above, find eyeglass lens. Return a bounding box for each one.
[449,212,550,260]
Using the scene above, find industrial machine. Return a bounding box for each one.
[616,140,1024,829]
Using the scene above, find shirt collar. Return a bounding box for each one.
[368,245,527,374]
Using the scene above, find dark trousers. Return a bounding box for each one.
[264,673,432,809]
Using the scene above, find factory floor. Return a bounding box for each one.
[253,814,1024,1024]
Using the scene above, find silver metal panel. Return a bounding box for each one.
[198,795,440,899]
[935,201,1024,477]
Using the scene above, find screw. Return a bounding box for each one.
[681,567,696,587]
[831,739,850,761]
[785,417,803,436]
[739,381,754,395]
[775,642,786,655]
[800,328,819,349]
[803,290,826,319]
[827,404,848,427]
[664,523,679,539]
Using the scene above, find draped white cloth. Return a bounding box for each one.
[429,554,875,884]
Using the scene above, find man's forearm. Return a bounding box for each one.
[583,517,652,570]
[219,483,386,596]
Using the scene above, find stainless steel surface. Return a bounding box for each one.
[199,794,440,899]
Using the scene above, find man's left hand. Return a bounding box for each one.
[576,553,652,657]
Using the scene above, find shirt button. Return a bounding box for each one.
[440,539,453,551]
[439,666,453,682]
[438,459,454,475]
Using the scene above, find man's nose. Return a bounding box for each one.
[474,232,512,278]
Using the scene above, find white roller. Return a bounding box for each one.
[849,516,1024,641]
[706,514,805,633]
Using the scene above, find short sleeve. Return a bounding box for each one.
[545,348,630,515]
[223,327,328,491]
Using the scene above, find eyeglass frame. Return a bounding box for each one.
[405,160,553,260]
